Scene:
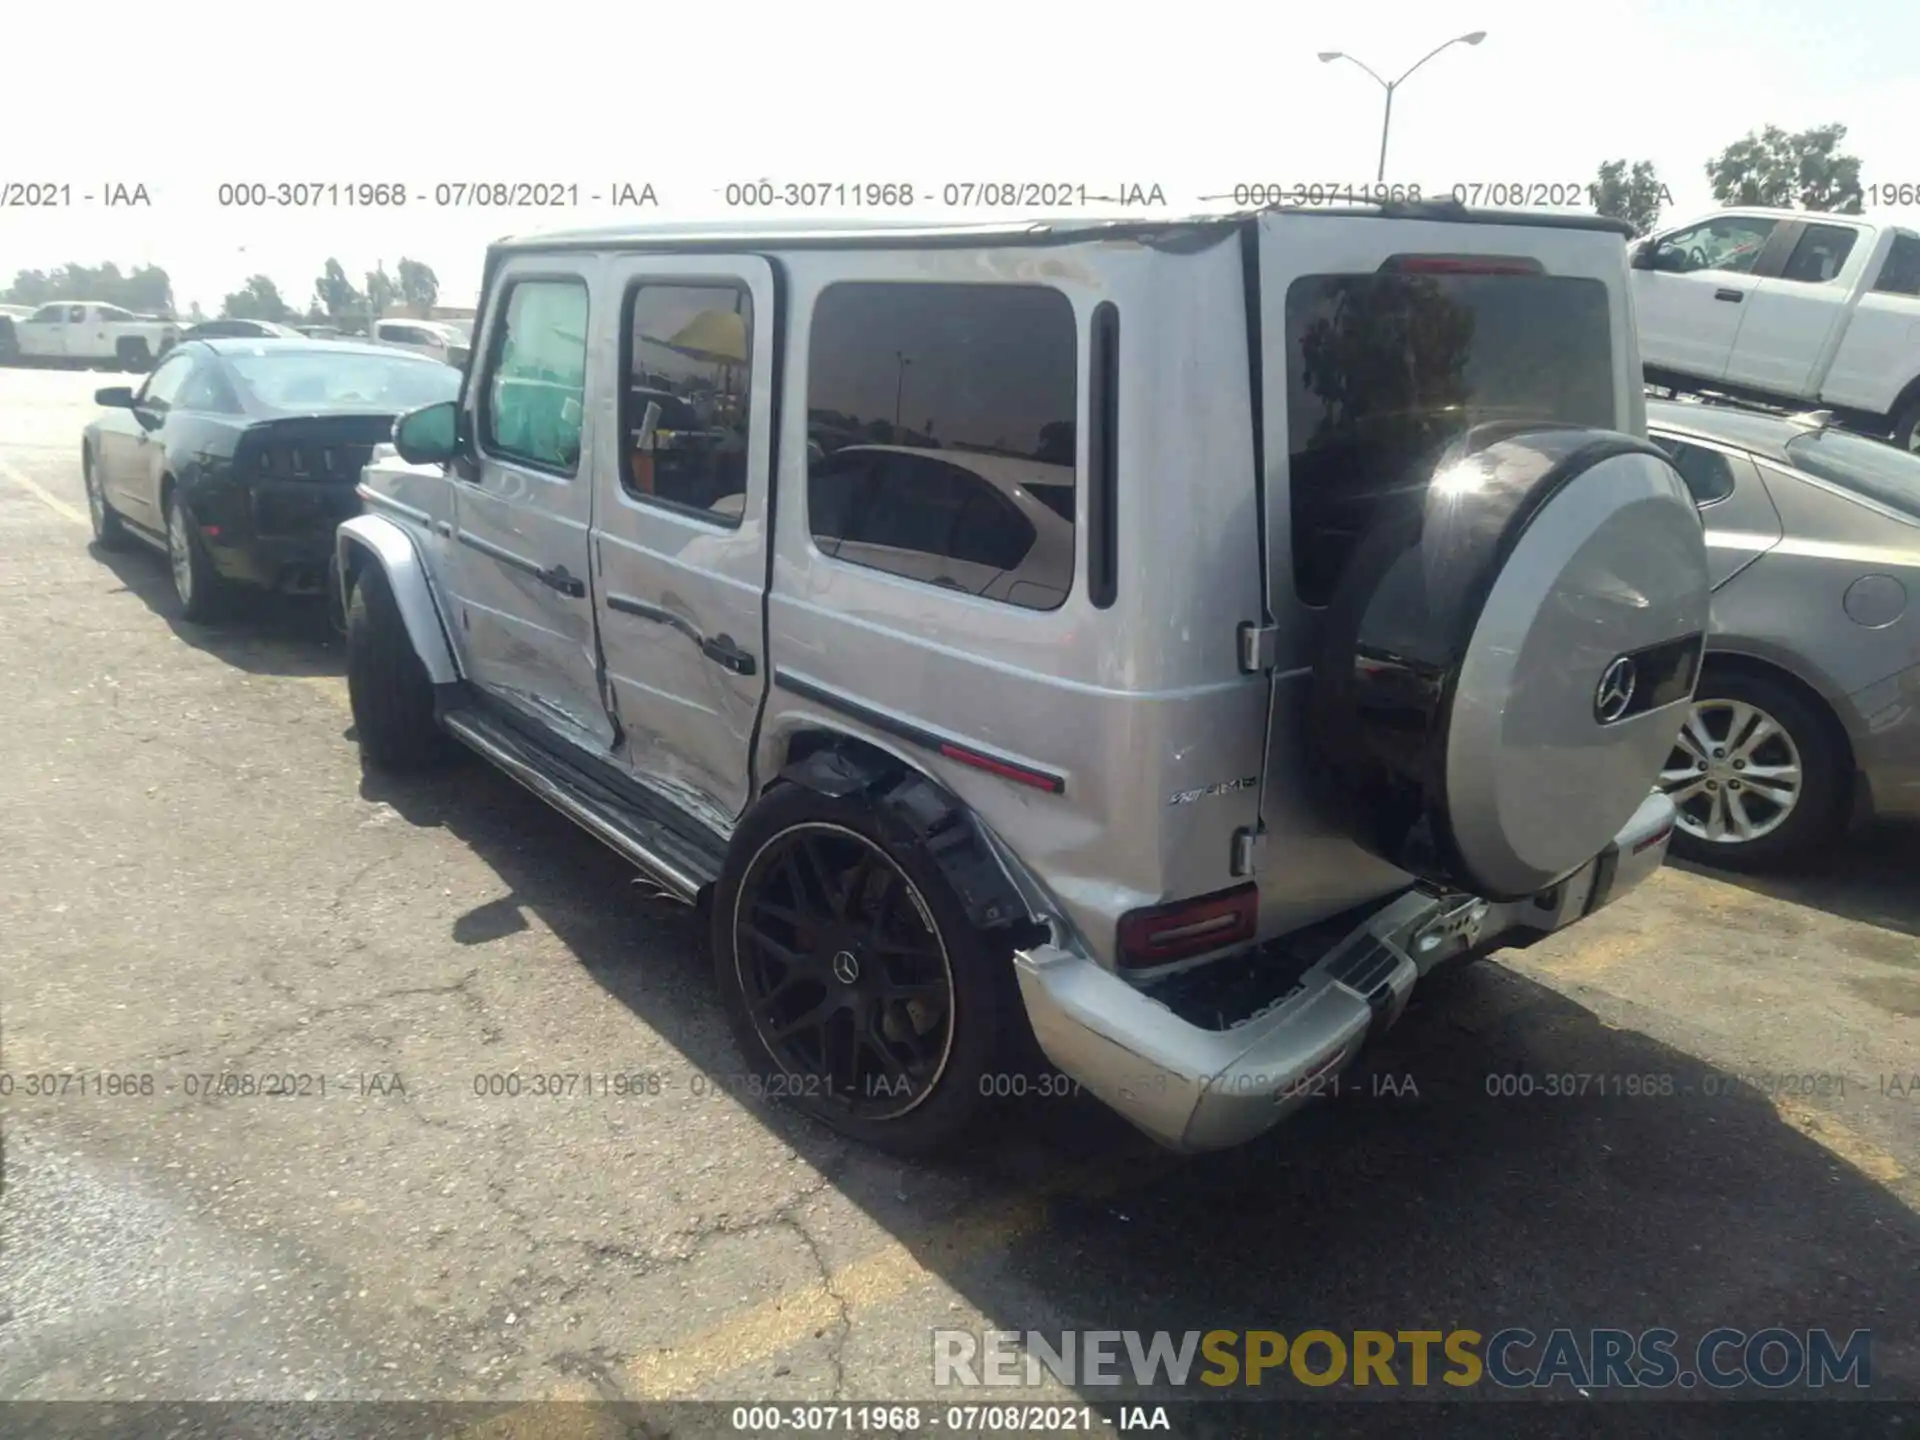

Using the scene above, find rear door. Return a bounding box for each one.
[1722,220,1865,396]
[447,257,615,752]
[1648,431,1783,588]
[1630,214,1781,380]
[592,254,775,830]
[1252,211,1643,926]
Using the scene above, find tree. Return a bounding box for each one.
[313,258,363,322]
[1706,123,1863,213]
[2,262,176,312]
[1590,160,1667,237]
[397,257,439,316]
[222,275,293,322]
[365,262,398,319]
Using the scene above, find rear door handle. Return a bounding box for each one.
[540,563,586,598]
[699,633,756,676]
[1714,288,1744,303]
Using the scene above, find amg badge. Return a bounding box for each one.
[1168,775,1258,806]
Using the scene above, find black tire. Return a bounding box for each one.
[346,561,447,771]
[1891,395,1920,455]
[164,489,230,622]
[1660,669,1848,872]
[710,784,1014,1157]
[117,337,152,372]
[82,446,131,551]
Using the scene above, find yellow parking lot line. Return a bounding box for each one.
[623,1155,1169,1399]
[1772,1095,1907,1189]
[0,455,88,527]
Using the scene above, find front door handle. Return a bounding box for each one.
[699,633,757,676]
[1713,288,1744,303]
[541,563,586,598]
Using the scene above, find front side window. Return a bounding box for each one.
[137,353,195,411]
[806,282,1076,610]
[621,283,754,522]
[67,304,87,323]
[1653,217,1777,276]
[1778,224,1859,284]
[1872,234,1920,297]
[481,278,589,475]
[29,304,63,322]
[1286,269,1616,605]
[1650,436,1738,506]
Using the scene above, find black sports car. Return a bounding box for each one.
[82,337,460,620]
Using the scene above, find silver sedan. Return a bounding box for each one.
[1646,399,1920,869]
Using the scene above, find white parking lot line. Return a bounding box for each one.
[0,455,88,528]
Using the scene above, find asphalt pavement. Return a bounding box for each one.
[0,366,1914,1435]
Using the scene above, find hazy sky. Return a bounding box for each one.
[3,0,1912,314]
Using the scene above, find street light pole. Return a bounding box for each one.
[1319,31,1487,184]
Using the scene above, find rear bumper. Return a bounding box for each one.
[1013,791,1676,1153]
[199,482,362,593]
[1849,663,1920,823]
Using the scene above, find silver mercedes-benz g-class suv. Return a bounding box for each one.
[336,205,1708,1156]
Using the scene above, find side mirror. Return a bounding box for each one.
[393,399,459,465]
[95,385,135,408]
[1629,239,1658,270]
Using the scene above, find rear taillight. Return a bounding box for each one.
[1380,254,1544,276]
[1117,884,1258,969]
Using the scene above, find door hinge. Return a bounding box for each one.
[1237,621,1277,675]
[1231,825,1266,877]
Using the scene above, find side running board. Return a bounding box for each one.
[440,708,721,905]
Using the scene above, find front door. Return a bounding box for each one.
[446,258,615,752]
[1630,215,1781,382]
[592,255,776,830]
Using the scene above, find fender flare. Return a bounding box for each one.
[778,744,1030,932]
[335,513,461,685]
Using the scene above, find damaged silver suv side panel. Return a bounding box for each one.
[338,207,1708,1156]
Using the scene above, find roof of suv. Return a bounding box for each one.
[493,203,1634,255]
[1644,398,1808,463]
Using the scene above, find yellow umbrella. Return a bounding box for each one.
[642,309,748,365]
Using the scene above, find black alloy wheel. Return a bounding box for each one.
[732,821,957,1123]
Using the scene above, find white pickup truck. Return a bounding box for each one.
[0,301,183,371]
[1630,207,1920,448]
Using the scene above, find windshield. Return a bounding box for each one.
[1785,429,1920,520]
[1285,271,1617,605]
[225,350,462,413]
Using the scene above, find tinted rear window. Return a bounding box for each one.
[226,350,462,413]
[1784,429,1920,521]
[1285,272,1616,605]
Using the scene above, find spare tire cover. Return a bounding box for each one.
[1309,423,1710,901]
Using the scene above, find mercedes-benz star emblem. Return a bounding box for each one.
[1594,656,1637,724]
[831,950,861,985]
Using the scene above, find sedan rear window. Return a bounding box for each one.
[1285,271,1617,605]
[1784,429,1920,521]
[226,350,462,413]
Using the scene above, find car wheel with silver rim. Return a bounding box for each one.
[1658,669,1847,871]
[83,445,129,549]
[709,783,1018,1156]
[164,490,227,622]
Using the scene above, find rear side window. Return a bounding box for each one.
[1872,234,1920,297]
[1285,270,1616,606]
[481,278,589,475]
[1778,224,1858,284]
[1784,429,1920,521]
[806,282,1076,611]
[1650,436,1738,506]
[621,282,754,524]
